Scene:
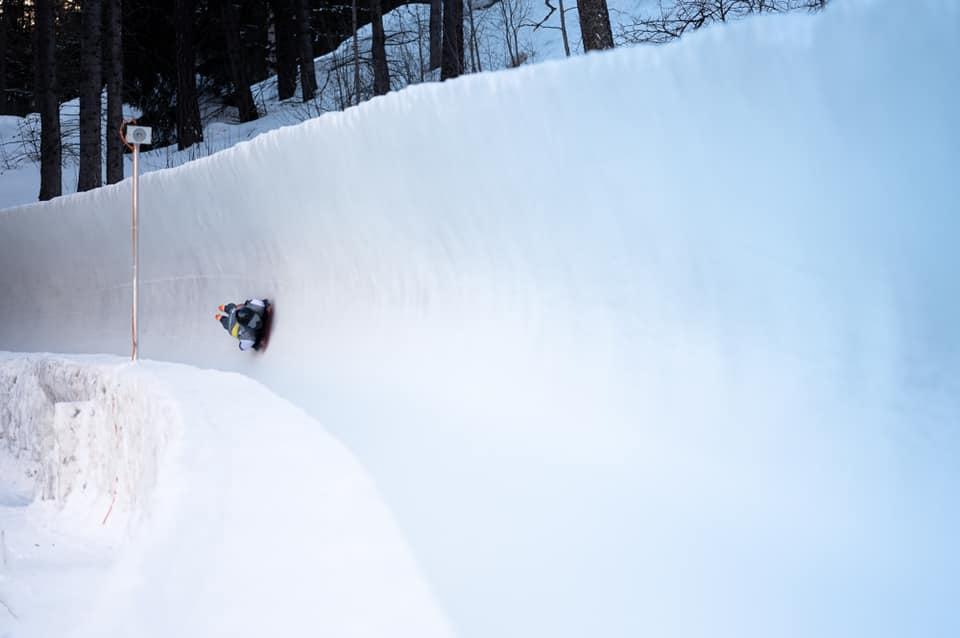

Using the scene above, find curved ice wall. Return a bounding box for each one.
[1,2,959,636]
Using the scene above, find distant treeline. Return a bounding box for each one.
[0,0,828,201]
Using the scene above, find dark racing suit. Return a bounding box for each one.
[218,299,268,351]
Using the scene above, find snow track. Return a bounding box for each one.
[0,354,452,637]
[1,1,960,637]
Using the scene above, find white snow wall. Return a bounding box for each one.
[2,2,960,637]
[0,356,174,519]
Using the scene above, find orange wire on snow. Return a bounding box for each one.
[101,481,118,526]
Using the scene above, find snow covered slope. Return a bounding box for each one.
[2,1,960,637]
[0,354,451,638]
[0,0,651,208]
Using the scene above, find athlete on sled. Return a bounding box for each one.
[216,298,271,351]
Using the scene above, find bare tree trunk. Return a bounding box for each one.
[499,0,515,66]
[467,1,479,72]
[415,8,426,81]
[78,0,102,192]
[36,0,61,200]
[558,0,571,57]
[577,0,614,51]
[441,0,463,79]
[266,3,278,71]
[457,0,465,72]
[105,0,123,184]
[273,0,298,100]
[370,0,389,95]
[175,0,203,149]
[294,0,317,101]
[429,0,442,71]
[352,0,360,104]
[220,0,259,121]
[0,8,7,115]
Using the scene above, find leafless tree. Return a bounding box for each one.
[77,0,102,191]
[441,0,464,79]
[35,0,61,200]
[467,0,481,72]
[371,0,390,95]
[469,1,502,72]
[556,0,571,57]
[430,0,442,70]
[271,0,298,100]
[388,5,432,83]
[620,0,831,45]
[498,0,531,67]
[219,0,259,122]
[353,0,361,104]
[409,4,429,80]
[0,4,8,115]
[175,0,203,149]
[577,0,614,51]
[529,0,572,57]
[105,0,123,184]
[294,0,318,101]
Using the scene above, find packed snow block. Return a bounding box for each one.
[44,400,96,502]
[0,356,176,522]
[0,363,53,459]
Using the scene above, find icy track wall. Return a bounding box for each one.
[2,1,960,637]
[0,355,174,522]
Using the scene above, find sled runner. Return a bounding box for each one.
[253,300,273,352]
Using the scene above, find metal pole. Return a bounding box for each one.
[132,143,139,361]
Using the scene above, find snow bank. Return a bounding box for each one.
[0,354,451,638]
[2,1,960,637]
[0,355,178,635]
[0,356,175,519]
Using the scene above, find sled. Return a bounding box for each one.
[253,300,274,352]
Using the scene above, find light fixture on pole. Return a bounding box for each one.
[121,120,152,361]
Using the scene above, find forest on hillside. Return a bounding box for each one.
[1,0,828,201]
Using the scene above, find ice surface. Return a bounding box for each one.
[1,1,959,637]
